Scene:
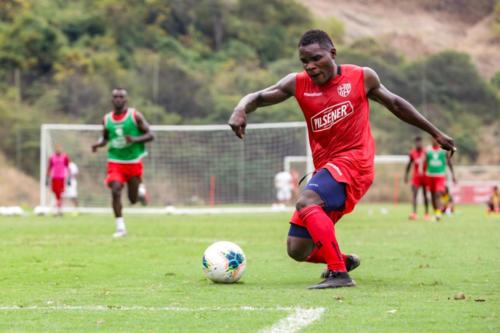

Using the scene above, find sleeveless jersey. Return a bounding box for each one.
[294,64,375,214]
[425,146,446,176]
[105,108,146,163]
[409,148,425,177]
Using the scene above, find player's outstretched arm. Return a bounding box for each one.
[228,73,296,139]
[364,67,456,156]
[125,112,154,144]
[91,120,109,152]
[447,156,457,183]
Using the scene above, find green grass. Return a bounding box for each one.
[0,205,498,332]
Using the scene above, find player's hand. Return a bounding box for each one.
[91,144,99,153]
[434,133,456,157]
[228,108,247,139]
[125,136,135,143]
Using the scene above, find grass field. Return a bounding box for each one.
[0,205,498,332]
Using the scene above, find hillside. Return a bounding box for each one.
[305,0,500,78]
[0,152,39,206]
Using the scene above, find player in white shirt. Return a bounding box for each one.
[274,171,293,207]
[63,161,79,214]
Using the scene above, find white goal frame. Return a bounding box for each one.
[40,122,311,214]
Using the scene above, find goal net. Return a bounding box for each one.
[40,123,310,214]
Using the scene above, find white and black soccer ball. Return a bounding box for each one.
[202,241,246,283]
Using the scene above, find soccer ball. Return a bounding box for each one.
[202,241,246,283]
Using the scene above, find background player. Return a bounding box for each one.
[404,136,430,220]
[441,185,454,215]
[425,137,457,221]
[63,161,79,215]
[91,88,154,238]
[46,144,70,216]
[228,29,456,289]
[487,185,499,214]
[274,170,293,208]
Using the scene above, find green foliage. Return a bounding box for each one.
[0,0,497,175]
[314,16,345,44]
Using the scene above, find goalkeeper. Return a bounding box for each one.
[92,88,154,238]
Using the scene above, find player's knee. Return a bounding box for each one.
[110,184,122,198]
[286,241,308,262]
[295,191,321,211]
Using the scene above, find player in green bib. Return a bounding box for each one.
[92,88,154,238]
[425,137,456,221]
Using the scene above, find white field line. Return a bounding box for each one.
[0,305,325,332]
[259,307,325,333]
[0,305,294,312]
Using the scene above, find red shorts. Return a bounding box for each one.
[106,162,143,185]
[290,161,374,227]
[426,175,446,193]
[51,178,65,199]
[411,175,426,188]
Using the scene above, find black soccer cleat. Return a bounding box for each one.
[309,270,355,289]
[320,254,360,278]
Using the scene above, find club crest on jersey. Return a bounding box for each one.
[311,101,354,132]
[337,83,351,97]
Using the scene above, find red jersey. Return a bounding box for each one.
[294,64,375,214]
[409,148,425,177]
[48,153,69,179]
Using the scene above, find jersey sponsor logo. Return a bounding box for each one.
[337,83,351,97]
[303,92,323,97]
[311,101,354,132]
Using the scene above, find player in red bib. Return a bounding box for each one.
[228,30,456,289]
[404,136,430,221]
[46,144,70,216]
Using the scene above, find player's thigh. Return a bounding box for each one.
[299,168,346,212]
[127,177,141,199]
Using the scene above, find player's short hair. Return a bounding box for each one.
[112,88,128,96]
[415,136,422,141]
[298,29,334,50]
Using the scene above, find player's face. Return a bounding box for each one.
[112,90,128,110]
[415,140,422,149]
[299,43,336,85]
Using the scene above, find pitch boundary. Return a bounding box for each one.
[0,305,325,332]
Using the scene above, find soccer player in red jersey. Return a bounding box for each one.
[228,30,456,289]
[404,136,430,221]
[47,144,70,216]
[92,88,154,238]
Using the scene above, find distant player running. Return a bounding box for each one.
[425,137,456,221]
[404,136,430,220]
[47,144,70,216]
[92,88,154,238]
[228,30,456,289]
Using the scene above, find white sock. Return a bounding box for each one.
[116,217,126,231]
